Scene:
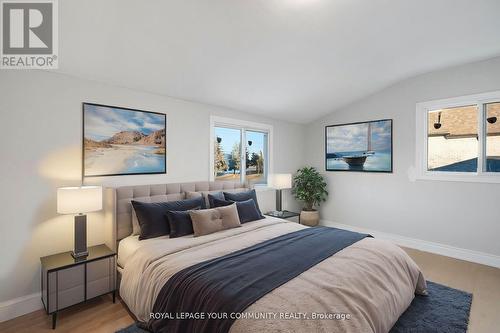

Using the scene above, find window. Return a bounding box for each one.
[245,130,268,185]
[486,102,500,172]
[214,127,241,181]
[416,91,500,183]
[211,116,272,185]
[427,105,478,172]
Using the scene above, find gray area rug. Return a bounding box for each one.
[117,281,472,333]
[389,281,472,333]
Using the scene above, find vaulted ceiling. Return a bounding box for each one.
[56,0,500,123]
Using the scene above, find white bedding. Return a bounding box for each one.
[118,234,168,268]
[119,217,426,332]
[117,217,285,269]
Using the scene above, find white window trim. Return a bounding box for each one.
[209,115,274,185]
[415,90,500,184]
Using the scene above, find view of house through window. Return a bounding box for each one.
[486,102,500,172]
[427,105,479,172]
[214,126,269,184]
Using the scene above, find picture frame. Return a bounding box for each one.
[325,119,393,173]
[82,102,167,177]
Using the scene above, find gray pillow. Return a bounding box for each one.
[197,188,247,208]
[132,196,205,240]
[185,191,202,200]
[207,192,225,208]
[223,189,264,218]
[131,192,185,235]
[166,210,196,238]
[211,198,263,223]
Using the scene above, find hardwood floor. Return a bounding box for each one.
[1,248,499,333]
[0,295,134,333]
[403,247,500,333]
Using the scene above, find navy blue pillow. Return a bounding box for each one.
[132,196,205,240]
[212,198,263,224]
[206,192,225,208]
[166,210,195,238]
[223,189,264,218]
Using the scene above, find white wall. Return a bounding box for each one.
[0,70,304,306]
[306,56,500,259]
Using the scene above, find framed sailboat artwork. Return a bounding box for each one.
[325,119,393,172]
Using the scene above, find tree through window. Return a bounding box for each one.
[212,119,271,185]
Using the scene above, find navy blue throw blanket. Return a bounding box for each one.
[146,226,370,333]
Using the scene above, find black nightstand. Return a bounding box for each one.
[40,244,116,329]
[265,210,301,223]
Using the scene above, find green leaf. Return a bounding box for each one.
[291,167,328,210]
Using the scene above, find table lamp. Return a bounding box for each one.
[57,186,102,259]
[270,173,292,215]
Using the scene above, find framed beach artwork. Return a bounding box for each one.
[83,103,166,177]
[325,119,393,173]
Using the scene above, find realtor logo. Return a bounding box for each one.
[1,0,58,69]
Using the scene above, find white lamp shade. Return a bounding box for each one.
[270,173,292,189]
[57,186,103,214]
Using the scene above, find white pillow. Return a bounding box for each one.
[131,207,141,236]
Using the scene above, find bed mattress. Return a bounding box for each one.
[119,217,426,333]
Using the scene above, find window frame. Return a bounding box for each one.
[209,116,273,185]
[415,90,500,183]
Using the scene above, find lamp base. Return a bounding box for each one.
[73,214,88,260]
[276,189,283,212]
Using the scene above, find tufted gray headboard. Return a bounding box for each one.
[103,181,247,251]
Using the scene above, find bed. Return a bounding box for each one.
[104,181,426,333]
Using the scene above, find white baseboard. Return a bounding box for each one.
[0,292,43,323]
[321,220,500,268]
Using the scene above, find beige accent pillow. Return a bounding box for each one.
[190,204,241,237]
[185,191,203,200]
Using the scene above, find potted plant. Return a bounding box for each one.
[292,167,328,226]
